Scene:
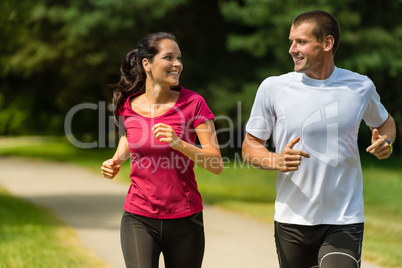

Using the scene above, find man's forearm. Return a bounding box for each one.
[242,137,277,170]
[373,115,396,142]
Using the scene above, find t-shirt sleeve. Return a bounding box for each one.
[245,79,275,141]
[362,80,389,128]
[192,95,215,128]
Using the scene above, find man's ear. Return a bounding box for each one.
[323,35,335,52]
[143,58,151,72]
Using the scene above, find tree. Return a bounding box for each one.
[1,0,401,154]
[0,0,188,137]
[219,0,402,154]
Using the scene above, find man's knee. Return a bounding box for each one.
[320,252,360,268]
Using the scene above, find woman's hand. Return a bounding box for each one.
[101,159,121,179]
[152,120,223,175]
[152,123,182,150]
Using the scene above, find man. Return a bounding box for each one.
[242,10,396,268]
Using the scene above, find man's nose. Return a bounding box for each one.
[289,41,297,54]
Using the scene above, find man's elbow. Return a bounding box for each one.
[242,141,251,164]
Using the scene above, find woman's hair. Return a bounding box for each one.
[110,32,177,125]
[293,10,341,55]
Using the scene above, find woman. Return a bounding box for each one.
[101,32,223,268]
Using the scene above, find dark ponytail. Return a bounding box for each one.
[110,32,177,126]
[110,49,145,125]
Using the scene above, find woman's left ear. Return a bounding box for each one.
[323,35,335,52]
[143,58,151,72]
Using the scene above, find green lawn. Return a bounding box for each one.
[0,136,401,267]
[0,186,109,268]
[360,163,402,266]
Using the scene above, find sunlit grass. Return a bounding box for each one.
[0,136,115,173]
[0,187,109,268]
[361,164,402,267]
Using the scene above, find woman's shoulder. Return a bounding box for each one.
[118,92,143,115]
[174,86,206,103]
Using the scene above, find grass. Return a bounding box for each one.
[0,136,115,173]
[0,186,109,268]
[0,136,401,267]
[360,163,402,267]
[195,163,277,222]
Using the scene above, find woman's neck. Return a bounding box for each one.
[144,79,176,104]
[144,87,175,105]
[130,85,179,118]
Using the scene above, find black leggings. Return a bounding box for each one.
[120,211,205,268]
[275,221,364,268]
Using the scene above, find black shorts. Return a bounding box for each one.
[274,221,364,268]
[120,210,205,268]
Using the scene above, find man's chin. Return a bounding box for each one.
[294,68,304,73]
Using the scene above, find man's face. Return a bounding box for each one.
[288,22,326,79]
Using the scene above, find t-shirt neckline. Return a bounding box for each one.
[127,86,183,119]
[301,67,339,87]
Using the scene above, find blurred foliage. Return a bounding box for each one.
[1,0,401,154]
[219,0,402,154]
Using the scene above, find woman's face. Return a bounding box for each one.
[144,39,183,87]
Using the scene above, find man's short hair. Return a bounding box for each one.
[293,10,341,55]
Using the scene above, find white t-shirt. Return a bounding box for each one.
[246,67,389,225]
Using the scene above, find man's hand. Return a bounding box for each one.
[366,128,392,159]
[275,137,310,172]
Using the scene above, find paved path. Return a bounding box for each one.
[0,157,380,268]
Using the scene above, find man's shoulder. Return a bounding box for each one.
[332,67,375,95]
[266,71,299,81]
[260,71,300,88]
[336,67,373,83]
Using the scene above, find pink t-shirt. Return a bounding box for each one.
[119,86,214,219]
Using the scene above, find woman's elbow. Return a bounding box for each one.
[214,164,224,175]
[209,157,224,175]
